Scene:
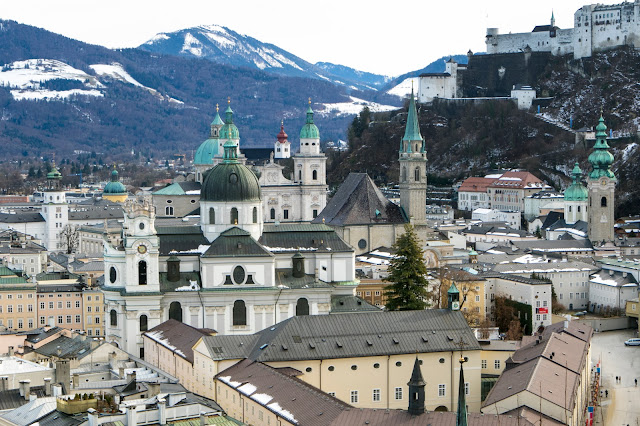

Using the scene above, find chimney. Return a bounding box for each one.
[55,359,70,391]
[149,382,161,397]
[7,346,14,357]
[44,377,52,396]
[126,405,137,426]
[158,398,167,425]
[200,412,206,426]
[0,377,8,392]
[109,351,117,369]
[126,371,137,383]
[87,408,98,426]
[72,373,79,388]
[609,270,614,276]
[56,346,62,357]
[52,384,62,397]
[19,379,31,400]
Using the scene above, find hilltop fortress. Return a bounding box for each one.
[486,1,640,59]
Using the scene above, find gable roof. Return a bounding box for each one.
[459,177,497,193]
[153,181,201,196]
[144,319,215,363]
[203,227,273,258]
[260,224,353,253]
[312,173,407,226]
[157,225,209,256]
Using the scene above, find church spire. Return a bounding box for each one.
[588,115,616,181]
[402,88,423,146]
[457,356,468,426]
[407,357,426,416]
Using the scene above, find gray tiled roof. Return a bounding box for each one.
[202,335,260,361]
[32,335,92,359]
[144,319,215,363]
[249,309,480,362]
[312,173,407,226]
[260,223,353,253]
[0,212,45,223]
[330,295,380,313]
[511,239,593,252]
[203,227,273,258]
[157,225,209,256]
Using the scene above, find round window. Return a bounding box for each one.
[439,358,445,364]
[109,266,117,284]
[229,173,238,184]
[373,363,380,369]
[233,266,245,284]
[328,366,335,372]
[396,361,402,367]
[139,222,145,230]
[166,200,172,204]
[305,367,312,373]
[351,365,357,371]
[358,239,367,249]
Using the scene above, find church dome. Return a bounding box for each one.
[201,140,261,202]
[588,116,616,180]
[194,138,219,165]
[564,163,588,201]
[47,165,62,180]
[300,104,319,139]
[103,168,127,195]
[277,122,288,143]
[220,104,240,140]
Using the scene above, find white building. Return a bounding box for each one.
[417,58,464,103]
[589,269,638,312]
[510,84,537,110]
[472,208,521,230]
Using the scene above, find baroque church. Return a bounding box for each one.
[103,103,360,356]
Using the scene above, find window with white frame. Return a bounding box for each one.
[395,387,403,400]
[481,360,487,369]
[494,360,501,369]
[438,384,445,397]
[350,390,358,403]
[372,389,381,402]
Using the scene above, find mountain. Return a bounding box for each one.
[138,25,392,94]
[0,20,400,158]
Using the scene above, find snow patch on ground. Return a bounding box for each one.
[11,89,103,101]
[318,96,398,117]
[0,59,102,89]
[181,33,204,57]
[89,63,143,87]
[387,77,419,97]
[622,142,637,161]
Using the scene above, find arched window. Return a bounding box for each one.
[139,315,148,332]
[601,196,607,207]
[578,206,581,212]
[138,261,147,285]
[230,207,238,224]
[401,167,407,182]
[169,302,182,322]
[165,206,174,216]
[253,207,258,223]
[296,298,309,316]
[270,208,275,220]
[110,309,117,327]
[233,300,247,326]
[298,170,302,181]
[569,206,572,212]
[312,170,318,180]
[209,207,215,224]
[414,167,420,182]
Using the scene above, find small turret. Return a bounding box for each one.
[407,357,426,416]
[274,121,291,159]
[448,282,460,311]
[456,356,468,426]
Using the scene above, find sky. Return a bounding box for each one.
[2,0,592,77]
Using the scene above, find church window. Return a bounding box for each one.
[358,239,367,249]
[270,208,275,220]
[296,298,309,316]
[233,300,247,326]
[230,207,238,224]
[414,167,420,182]
[209,208,215,224]
[139,315,148,332]
[233,266,246,284]
[253,207,258,223]
[138,261,147,285]
[224,275,233,285]
[578,206,581,212]
[313,209,318,218]
[312,170,318,180]
[165,206,174,216]
[283,209,289,220]
[109,266,117,284]
[601,196,607,207]
[110,309,117,327]
[401,167,407,182]
[298,170,302,180]
[246,275,255,284]
[169,302,182,322]
[139,222,145,230]
[569,206,572,212]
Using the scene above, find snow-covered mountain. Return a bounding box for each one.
[139,25,391,93]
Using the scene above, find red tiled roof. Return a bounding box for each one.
[459,177,497,193]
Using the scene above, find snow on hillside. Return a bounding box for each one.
[387,77,418,98]
[89,63,143,87]
[318,96,397,117]
[181,33,204,57]
[0,59,102,89]
[11,89,103,101]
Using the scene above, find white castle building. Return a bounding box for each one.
[486,2,640,59]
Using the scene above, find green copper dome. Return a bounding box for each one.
[564,162,588,201]
[220,104,240,140]
[588,116,616,180]
[103,167,127,194]
[46,165,62,180]
[194,138,219,165]
[211,109,224,127]
[447,281,459,294]
[200,140,261,202]
[300,104,320,139]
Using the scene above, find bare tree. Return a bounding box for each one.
[60,224,79,254]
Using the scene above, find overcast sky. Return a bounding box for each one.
[3,0,590,76]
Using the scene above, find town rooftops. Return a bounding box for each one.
[260,223,353,253]
[493,259,597,275]
[590,270,637,287]
[30,335,94,359]
[0,211,45,223]
[458,176,497,193]
[488,171,548,190]
[152,181,201,196]
[312,173,407,226]
[144,319,216,363]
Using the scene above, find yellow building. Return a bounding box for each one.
[191,310,483,413]
[0,266,37,331]
[440,268,487,326]
[626,297,640,333]
[82,288,104,337]
[101,167,128,203]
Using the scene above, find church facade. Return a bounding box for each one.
[103,118,356,357]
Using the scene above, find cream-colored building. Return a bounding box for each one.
[82,288,104,337]
[190,310,483,413]
[0,267,37,331]
[482,321,593,425]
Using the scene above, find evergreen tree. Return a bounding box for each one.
[384,224,431,310]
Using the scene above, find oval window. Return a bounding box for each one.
[358,239,367,249]
[328,366,335,372]
[233,266,245,284]
[373,363,380,369]
[229,173,238,184]
[109,266,117,284]
[396,361,402,367]
[351,365,357,371]
[139,222,145,230]
[439,358,445,364]
[305,367,312,373]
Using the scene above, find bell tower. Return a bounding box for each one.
[587,115,616,244]
[448,282,460,311]
[407,357,426,416]
[399,89,427,224]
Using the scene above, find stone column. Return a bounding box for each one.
[189,306,201,328]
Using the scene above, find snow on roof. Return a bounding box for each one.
[498,177,522,181]
[251,393,274,405]
[0,356,53,374]
[369,250,395,258]
[169,245,210,255]
[218,375,242,388]
[144,330,186,358]
[238,383,258,395]
[485,174,503,179]
[267,401,297,423]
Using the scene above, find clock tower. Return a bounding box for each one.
[587,115,616,244]
[448,281,461,311]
